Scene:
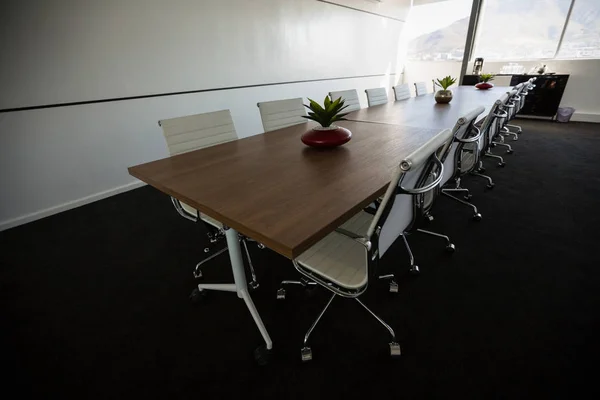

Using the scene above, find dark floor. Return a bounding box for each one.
[2,119,600,399]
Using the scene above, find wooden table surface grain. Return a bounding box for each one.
[346,86,512,128]
[129,121,441,259]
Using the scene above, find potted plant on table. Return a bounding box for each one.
[475,73,495,90]
[301,96,352,148]
[434,76,457,104]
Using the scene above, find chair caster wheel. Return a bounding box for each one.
[497,162,506,168]
[189,288,207,303]
[473,213,482,221]
[257,243,266,249]
[389,280,399,293]
[254,344,272,366]
[425,214,434,222]
[486,183,495,190]
[464,194,473,201]
[193,269,203,279]
[409,265,420,275]
[276,288,286,300]
[506,149,514,154]
[248,281,260,291]
[389,342,402,357]
[301,346,313,362]
[446,243,456,253]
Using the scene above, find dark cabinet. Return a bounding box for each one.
[510,75,569,118]
[462,74,569,119]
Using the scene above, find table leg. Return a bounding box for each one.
[196,226,273,363]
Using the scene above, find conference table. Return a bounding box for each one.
[128,85,511,360]
[346,86,511,127]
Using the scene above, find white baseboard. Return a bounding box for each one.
[0,180,146,232]
[571,112,600,123]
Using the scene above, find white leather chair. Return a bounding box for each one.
[490,89,520,155]
[365,87,388,107]
[392,84,411,101]
[482,92,511,168]
[159,110,259,289]
[329,89,361,112]
[280,128,454,362]
[463,97,507,189]
[414,81,428,97]
[438,107,486,221]
[503,80,533,137]
[257,98,306,132]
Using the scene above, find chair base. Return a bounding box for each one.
[299,291,400,362]
[484,151,506,167]
[442,187,482,221]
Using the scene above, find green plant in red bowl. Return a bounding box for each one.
[301,96,352,148]
[476,73,495,90]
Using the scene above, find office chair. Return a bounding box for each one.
[439,106,486,221]
[279,128,454,361]
[365,87,388,107]
[504,78,535,136]
[392,83,411,101]
[480,92,514,168]
[257,98,306,132]
[414,82,428,96]
[464,97,508,188]
[492,88,520,153]
[329,89,361,112]
[159,110,260,290]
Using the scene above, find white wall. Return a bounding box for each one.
[471,60,600,122]
[402,61,464,95]
[0,0,410,230]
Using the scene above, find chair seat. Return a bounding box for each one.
[180,202,223,229]
[296,231,368,290]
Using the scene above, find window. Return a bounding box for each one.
[405,0,473,61]
[556,0,600,59]
[474,0,572,60]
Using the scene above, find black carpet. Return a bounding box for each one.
[2,119,600,399]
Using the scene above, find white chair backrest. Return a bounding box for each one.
[365,87,388,107]
[441,106,486,186]
[329,89,361,112]
[368,128,454,257]
[393,84,411,101]
[414,82,428,96]
[159,110,238,156]
[257,98,306,132]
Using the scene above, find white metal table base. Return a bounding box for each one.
[196,227,273,364]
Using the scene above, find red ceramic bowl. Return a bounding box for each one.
[301,126,352,148]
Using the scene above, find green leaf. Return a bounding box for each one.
[324,96,331,109]
[307,98,325,113]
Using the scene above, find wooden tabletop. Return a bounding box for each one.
[129,121,441,259]
[346,86,513,128]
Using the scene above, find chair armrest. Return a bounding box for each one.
[399,156,444,194]
[334,229,372,251]
[494,110,508,118]
[455,126,482,144]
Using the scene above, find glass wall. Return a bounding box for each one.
[556,0,600,59]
